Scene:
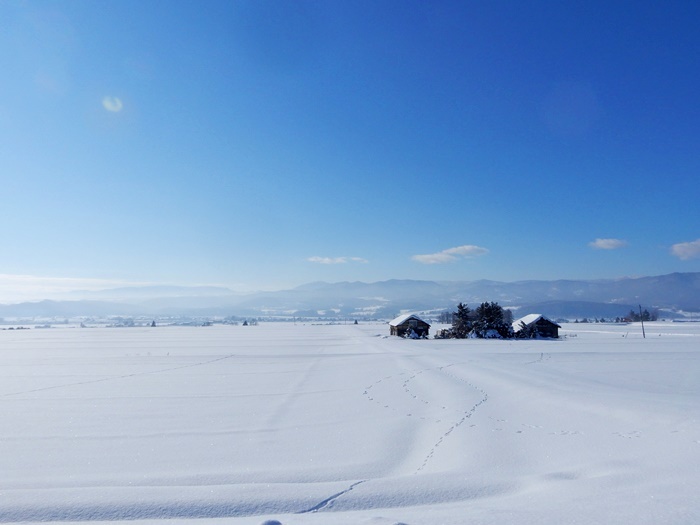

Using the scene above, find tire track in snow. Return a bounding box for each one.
[0,354,238,397]
[264,354,324,427]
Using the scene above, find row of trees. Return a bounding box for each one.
[572,308,659,323]
[627,308,659,322]
[436,302,517,339]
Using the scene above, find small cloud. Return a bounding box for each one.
[589,238,627,250]
[412,245,489,264]
[307,256,368,265]
[102,96,123,112]
[671,239,700,260]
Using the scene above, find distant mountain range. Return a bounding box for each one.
[1,272,699,320]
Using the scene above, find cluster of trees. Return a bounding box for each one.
[627,308,658,322]
[574,317,626,323]
[435,302,515,339]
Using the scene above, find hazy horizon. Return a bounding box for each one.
[1,269,697,306]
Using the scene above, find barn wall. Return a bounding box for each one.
[535,319,559,338]
[390,320,430,337]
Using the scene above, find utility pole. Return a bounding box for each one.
[639,304,646,339]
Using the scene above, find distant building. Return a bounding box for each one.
[512,314,561,338]
[389,314,430,338]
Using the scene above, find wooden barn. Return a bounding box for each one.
[512,314,561,338]
[389,314,431,338]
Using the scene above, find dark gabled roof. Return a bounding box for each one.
[389,313,430,327]
[512,314,561,332]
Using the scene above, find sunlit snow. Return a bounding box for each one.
[1,322,699,524]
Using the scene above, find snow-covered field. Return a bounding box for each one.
[1,322,699,524]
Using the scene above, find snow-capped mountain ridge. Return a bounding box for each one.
[0,272,698,319]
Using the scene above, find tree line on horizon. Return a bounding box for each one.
[572,307,659,323]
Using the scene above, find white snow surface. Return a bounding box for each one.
[1,322,699,524]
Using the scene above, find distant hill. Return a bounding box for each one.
[0,272,698,320]
[511,301,662,321]
[64,285,236,301]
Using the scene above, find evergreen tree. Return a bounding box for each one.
[473,302,513,338]
[516,320,537,339]
[628,308,658,322]
[503,308,514,326]
[451,302,472,338]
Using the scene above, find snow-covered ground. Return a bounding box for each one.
[1,322,699,524]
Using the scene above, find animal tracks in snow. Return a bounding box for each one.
[613,430,642,439]
[526,352,552,365]
[415,365,488,473]
[362,362,488,473]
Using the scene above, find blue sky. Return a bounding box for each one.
[1,0,699,297]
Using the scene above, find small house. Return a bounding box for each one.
[389,314,430,338]
[512,314,561,338]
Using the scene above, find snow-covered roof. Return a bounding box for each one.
[389,313,430,327]
[512,314,560,332]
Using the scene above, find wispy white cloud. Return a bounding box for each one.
[307,256,369,265]
[671,239,700,260]
[412,245,489,264]
[589,238,628,250]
